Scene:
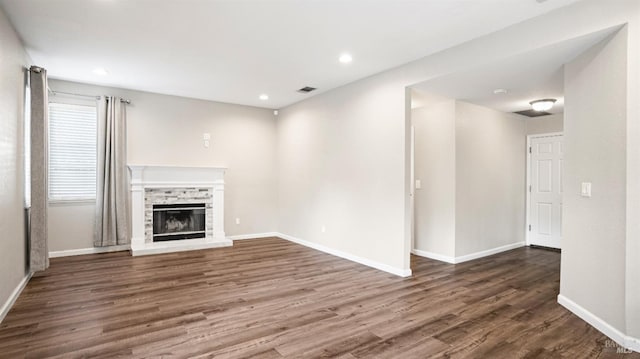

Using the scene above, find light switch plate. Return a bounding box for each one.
[581,182,592,197]
[415,179,421,190]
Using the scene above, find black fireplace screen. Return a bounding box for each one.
[153,203,206,241]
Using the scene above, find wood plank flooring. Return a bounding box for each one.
[0,237,637,358]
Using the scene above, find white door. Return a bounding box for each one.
[528,134,563,249]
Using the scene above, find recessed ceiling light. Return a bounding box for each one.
[93,67,108,76]
[339,53,353,64]
[530,98,556,112]
[493,88,508,95]
[259,94,269,100]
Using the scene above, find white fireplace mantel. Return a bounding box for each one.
[128,164,232,256]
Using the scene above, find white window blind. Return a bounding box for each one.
[48,102,97,201]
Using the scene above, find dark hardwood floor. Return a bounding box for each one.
[0,237,637,358]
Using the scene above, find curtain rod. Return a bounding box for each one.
[48,89,132,104]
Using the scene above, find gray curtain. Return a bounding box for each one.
[29,66,49,271]
[94,96,130,247]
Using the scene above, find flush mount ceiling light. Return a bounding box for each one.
[92,67,108,76]
[530,98,557,112]
[259,94,269,100]
[493,88,508,95]
[339,53,353,64]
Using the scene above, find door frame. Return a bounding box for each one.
[410,125,415,251]
[525,132,564,246]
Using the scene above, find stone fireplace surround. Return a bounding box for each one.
[129,165,232,256]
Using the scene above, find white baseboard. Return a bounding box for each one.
[454,242,525,263]
[558,294,639,353]
[412,242,525,264]
[628,337,640,353]
[0,272,33,324]
[49,244,131,258]
[227,232,279,241]
[276,232,412,278]
[411,249,455,264]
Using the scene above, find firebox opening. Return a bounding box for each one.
[153,203,206,242]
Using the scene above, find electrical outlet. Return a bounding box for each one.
[203,133,211,140]
[321,225,326,233]
[235,218,240,225]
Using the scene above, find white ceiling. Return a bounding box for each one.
[411,26,618,115]
[1,0,581,109]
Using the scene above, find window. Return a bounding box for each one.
[48,102,97,201]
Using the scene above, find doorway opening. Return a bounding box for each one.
[406,26,618,268]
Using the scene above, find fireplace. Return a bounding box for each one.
[153,203,206,241]
[128,165,231,256]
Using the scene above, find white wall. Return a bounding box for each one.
[47,79,278,251]
[277,76,409,272]
[562,29,628,333]
[412,100,456,258]
[48,202,95,251]
[412,99,526,259]
[0,7,29,311]
[455,102,526,257]
[525,113,564,135]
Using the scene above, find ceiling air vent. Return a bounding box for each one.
[514,109,551,117]
[297,86,317,93]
